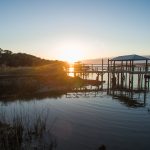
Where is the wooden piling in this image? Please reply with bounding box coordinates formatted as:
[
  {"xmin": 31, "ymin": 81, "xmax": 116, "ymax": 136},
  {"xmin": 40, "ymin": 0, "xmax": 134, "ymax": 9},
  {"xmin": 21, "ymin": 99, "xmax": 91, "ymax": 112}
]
[
  {"xmin": 107, "ymin": 59, "xmax": 110, "ymax": 92},
  {"xmin": 101, "ymin": 58, "xmax": 104, "ymax": 89}
]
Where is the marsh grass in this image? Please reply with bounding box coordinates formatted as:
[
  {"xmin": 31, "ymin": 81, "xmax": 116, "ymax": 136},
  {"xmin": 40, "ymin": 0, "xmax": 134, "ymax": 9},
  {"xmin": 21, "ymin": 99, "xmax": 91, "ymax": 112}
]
[
  {"xmin": 0, "ymin": 63, "xmax": 67, "ymax": 76},
  {"xmin": 0, "ymin": 108, "xmax": 57, "ymax": 150},
  {"xmin": 0, "ymin": 64, "xmax": 71, "ymax": 97},
  {"xmin": 0, "ymin": 64, "xmax": 88, "ymax": 100}
]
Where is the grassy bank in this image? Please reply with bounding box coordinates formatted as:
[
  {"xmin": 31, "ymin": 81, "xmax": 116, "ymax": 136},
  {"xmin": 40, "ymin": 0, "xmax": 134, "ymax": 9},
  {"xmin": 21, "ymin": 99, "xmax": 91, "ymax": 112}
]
[{"xmin": 0, "ymin": 64, "xmax": 86, "ymax": 98}]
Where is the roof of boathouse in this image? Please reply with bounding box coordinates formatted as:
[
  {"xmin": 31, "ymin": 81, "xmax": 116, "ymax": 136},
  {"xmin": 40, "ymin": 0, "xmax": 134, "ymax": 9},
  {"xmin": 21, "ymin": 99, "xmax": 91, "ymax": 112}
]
[{"xmin": 111, "ymin": 54, "xmax": 149, "ymax": 61}]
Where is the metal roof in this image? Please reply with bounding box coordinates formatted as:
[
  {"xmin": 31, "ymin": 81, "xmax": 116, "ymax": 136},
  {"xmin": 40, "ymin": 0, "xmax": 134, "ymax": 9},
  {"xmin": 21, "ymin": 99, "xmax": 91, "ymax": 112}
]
[{"xmin": 111, "ymin": 54, "xmax": 149, "ymax": 61}]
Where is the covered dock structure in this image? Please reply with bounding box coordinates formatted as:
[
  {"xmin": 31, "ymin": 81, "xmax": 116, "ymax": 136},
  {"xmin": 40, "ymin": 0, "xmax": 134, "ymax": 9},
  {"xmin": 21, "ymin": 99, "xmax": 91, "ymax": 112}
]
[{"xmin": 108, "ymin": 54, "xmax": 150, "ymax": 92}]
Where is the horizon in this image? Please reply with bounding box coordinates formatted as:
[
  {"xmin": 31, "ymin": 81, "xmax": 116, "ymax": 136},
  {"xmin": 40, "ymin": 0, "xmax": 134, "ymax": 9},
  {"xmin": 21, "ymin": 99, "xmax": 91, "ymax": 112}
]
[
  {"xmin": 1, "ymin": 47, "xmax": 150, "ymax": 64},
  {"xmin": 0, "ymin": 0, "xmax": 150, "ymax": 62}
]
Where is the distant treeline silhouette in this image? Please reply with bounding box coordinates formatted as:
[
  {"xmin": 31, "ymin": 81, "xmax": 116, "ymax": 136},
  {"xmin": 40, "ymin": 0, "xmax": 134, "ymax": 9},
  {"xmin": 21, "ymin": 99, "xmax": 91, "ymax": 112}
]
[{"xmin": 0, "ymin": 48, "xmax": 65, "ymax": 67}]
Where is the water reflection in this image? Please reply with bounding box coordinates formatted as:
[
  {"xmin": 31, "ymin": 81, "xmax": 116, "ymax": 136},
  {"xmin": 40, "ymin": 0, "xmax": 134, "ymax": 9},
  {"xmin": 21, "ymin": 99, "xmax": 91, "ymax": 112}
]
[
  {"xmin": 0, "ymin": 87, "xmax": 148, "ymax": 109},
  {"xmin": 109, "ymin": 89, "xmax": 146, "ymax": 108},
  {"xmin": 0, "ymin": 88, "xmax": 150, "ymax": 150},
  {"xmin": 0, "ymin": 91, "xmax": 65, "ymax": 103}
]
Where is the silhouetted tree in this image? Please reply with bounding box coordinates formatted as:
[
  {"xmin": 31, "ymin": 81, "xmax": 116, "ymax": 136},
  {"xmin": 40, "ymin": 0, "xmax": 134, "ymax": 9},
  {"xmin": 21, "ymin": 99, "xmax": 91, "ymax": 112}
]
[{"xmin": 0, "ymin": 48, "xmax": 67, "ymax": 67}]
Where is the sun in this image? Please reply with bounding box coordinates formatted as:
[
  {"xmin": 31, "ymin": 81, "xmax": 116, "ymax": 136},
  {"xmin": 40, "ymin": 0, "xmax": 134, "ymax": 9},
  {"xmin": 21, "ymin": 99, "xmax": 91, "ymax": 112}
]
[
  {"xmin": 58, "ymin": 49, "xmax": 83, "ymax": 63},
  {"xmin": 53, "ymin": 37, "xmax": 85, "ymax": 63}
]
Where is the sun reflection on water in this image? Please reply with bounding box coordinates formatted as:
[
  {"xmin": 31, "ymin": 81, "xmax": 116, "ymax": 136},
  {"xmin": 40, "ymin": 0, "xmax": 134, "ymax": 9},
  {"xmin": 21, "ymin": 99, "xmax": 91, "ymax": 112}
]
[{"xmin": 68, "ymin": 66, "xmax": 74, "ymax": 77}]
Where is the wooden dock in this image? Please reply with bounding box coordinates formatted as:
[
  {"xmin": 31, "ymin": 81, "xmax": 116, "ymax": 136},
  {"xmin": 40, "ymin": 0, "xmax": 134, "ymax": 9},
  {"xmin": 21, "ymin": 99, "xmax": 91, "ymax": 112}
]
[{"xmin": 66, "ymin": 56, "xmax": 150, "ymax": 92}]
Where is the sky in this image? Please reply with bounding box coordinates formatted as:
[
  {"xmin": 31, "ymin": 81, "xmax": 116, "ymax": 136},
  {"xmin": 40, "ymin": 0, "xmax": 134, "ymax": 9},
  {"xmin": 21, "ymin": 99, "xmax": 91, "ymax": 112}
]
[{"xmin": 0, "ymin": 0, "xmax": 150, "ymax": 62}]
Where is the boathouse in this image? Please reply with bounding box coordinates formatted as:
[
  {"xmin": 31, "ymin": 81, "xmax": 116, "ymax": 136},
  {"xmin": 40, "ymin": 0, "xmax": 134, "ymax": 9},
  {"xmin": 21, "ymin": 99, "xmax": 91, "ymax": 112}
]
[{"xmin": 108, "ymin": 54, "xmax": 150, "ymax": 91}]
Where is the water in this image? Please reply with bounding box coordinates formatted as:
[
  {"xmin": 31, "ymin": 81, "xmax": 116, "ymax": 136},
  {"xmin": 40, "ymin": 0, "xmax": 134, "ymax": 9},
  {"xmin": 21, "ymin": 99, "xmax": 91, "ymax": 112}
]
[{"xmin": 0, "ymin": 91, "xmax": 150, "ymax": 150}]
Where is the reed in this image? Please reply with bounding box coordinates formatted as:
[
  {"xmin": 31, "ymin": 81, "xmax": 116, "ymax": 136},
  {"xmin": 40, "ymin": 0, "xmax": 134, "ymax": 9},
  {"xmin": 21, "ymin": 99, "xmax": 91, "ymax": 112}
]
[{"xmin": 0, "ymin": 109, "xmax": 57, "ymax": 150}]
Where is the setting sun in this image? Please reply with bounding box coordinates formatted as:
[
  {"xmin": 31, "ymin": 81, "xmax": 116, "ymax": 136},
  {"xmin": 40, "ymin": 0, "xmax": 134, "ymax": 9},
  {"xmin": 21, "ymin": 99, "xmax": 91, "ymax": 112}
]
[
  {"xmin": 55, "ymin": 38, "xmax": 85, "ymax": 63},
  {"xmin": 58, "ymin": 49, "xmax": 83, "ymax": 63}
]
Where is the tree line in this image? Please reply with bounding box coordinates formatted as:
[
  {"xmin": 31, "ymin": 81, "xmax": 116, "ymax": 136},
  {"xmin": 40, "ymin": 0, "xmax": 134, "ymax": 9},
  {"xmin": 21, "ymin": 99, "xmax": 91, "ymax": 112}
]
[{"xmin": 0, "ymin": 48, "xmax": 66, "ymax": 67}]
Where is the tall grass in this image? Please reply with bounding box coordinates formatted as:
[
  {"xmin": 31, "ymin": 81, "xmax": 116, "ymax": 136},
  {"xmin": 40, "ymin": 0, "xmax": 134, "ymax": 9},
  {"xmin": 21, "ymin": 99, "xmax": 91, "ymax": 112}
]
[
  {"xmin": 0, "ymin": 108, "xmax": 57, "ymax": 150},
  {"xmin": 0, "ymin": 63, "xmax": 67, "ymax": 76},
  {"xmin": 0, "ymin": 64, "xmax": 88, "ymax": 99},
  {"xmin": 0, "ymin": 64, "xmax": 71, "ymax": 97}
]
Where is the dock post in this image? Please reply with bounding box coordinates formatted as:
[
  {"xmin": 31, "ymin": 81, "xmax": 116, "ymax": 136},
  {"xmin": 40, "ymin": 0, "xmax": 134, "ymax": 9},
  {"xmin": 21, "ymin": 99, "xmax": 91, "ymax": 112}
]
[
  {"xmin": 121, "ymin": 61, "xmax": 123, "ymax": 89},
  {"xmin": 117, "ymin": 73, "xmax": 120, "ymax": 88},
  {"xmin": 129, "ymin": 60, "xmax": 131, "ymax": 90},
  {"xmin": 131, "ymin": 60, "xmax": 134, "ymax": 90},
  {"xmin": 144, "ymin": 60, "xmax": 148, "ymax": 90},
  {"xmin": 101, "ymin": 58, "xmax": 104, "ymax": 89},
  {"xmin": 141, "ymin": 73, "xmax": 144, "ymax": 90},
  {"xmin": 107, "ymin": 59, "xmax": 110, "ymax": 93},
  {"xmin": 110, "ymin": 60, "xmax": 112, "ymax": 89}
]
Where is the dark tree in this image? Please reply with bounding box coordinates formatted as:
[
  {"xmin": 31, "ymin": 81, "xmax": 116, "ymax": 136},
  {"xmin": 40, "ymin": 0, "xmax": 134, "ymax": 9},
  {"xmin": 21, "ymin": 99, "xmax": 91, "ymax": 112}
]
[{"xmin": 0, "ymin": 48, "xmax": 67, "ymax": 67}]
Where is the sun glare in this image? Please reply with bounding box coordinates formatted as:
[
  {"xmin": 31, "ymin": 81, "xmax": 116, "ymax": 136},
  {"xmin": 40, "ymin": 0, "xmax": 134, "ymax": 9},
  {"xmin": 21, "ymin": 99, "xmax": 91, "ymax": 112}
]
[
  {"xmin": 59, "ymin": 49, "xmax": 83, "ymax": 63},
  {"xmin": 54, "ymin": 37, "xmax": 85, "ymax": 63}
]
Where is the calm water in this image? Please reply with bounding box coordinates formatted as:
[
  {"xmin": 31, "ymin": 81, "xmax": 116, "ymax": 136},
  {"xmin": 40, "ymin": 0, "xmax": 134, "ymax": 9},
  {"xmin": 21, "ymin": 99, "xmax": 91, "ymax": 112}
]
[{"xmin": 0, "ymin": 90, "xmax": 150, "ymax": 150}]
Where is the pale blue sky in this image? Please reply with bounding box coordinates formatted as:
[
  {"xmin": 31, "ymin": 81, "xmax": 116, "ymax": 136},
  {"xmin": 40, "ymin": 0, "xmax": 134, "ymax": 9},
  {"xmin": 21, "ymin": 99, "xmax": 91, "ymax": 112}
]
[{"xmin": 0, "ymin": 0, "xmax": 150, "ymax": 61}]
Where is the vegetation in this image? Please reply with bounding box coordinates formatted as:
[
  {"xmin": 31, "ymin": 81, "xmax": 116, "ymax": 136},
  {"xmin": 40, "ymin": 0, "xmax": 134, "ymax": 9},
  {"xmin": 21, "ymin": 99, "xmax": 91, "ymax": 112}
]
[
  {"xmin": 0, "ymin": 48, "xmax": 65, "ymax": 67},
  {"xmin": 0, "ymin": 64, "xmax": 70, "ymax": 97},
  {"xmin": 0, "ymin": 109, "xmax": 57, "ymax": 150},
  {"xmin": 0, "ymin": 48, "xmax": 71, "ymax": 97},
  {"xmin": 0, "ymin": 48, "xmax": 88, "ymax": 98},
  {"xmin": 0, "ymin": 108, "xmax": 106, "ymax": 150}
]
